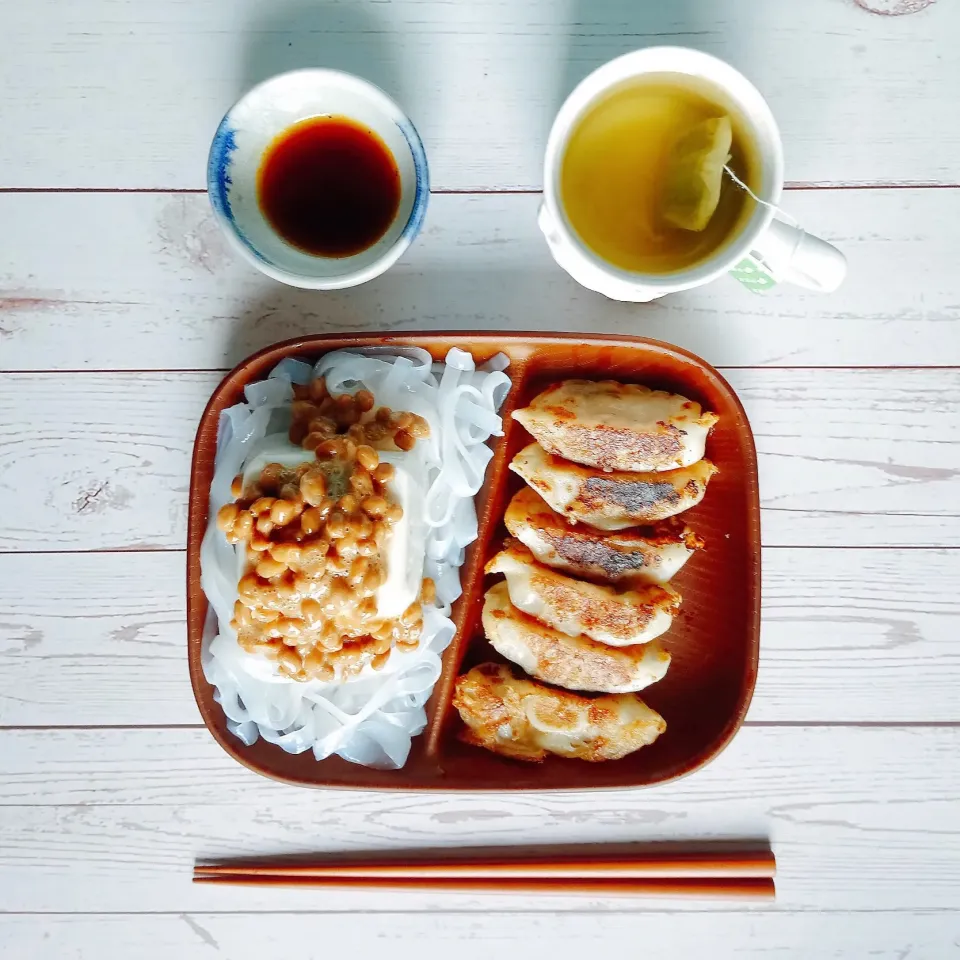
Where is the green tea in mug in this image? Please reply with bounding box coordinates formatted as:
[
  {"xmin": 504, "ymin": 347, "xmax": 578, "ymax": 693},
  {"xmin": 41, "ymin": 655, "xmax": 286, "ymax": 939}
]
[{"xmin": 559, "ymin": 73, "xmax": 760, "ymax": 275}]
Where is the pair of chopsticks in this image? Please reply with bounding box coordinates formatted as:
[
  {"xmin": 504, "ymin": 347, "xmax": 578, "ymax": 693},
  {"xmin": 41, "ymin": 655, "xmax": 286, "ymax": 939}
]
[{"xmin": 194, "ymin": 848, "xmax": 776, "ymax": 899}]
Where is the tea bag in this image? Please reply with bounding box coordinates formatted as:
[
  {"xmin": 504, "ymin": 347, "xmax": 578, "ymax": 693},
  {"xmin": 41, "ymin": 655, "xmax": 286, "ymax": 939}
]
[{"xmin": 660, "ymin": 116, "xmax": 732, "ymax": 232}]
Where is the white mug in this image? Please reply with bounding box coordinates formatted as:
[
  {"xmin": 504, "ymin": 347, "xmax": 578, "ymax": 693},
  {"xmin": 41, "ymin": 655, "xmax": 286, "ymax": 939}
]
[{"xmin": 539, "ymin": 48, "xmax": 847, "ymax": 302}]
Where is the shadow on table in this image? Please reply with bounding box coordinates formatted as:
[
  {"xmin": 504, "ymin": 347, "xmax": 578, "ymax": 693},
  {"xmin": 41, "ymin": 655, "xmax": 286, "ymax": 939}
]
[
  {"xmin": 239, "ymin": 0, "xmax": 410, "ymax": 117},
  {"xmin": 222, "ymin": 0, "xmax": 754, "ymax": 368},
  {"xmin": 555, "ymin": 0, "xmax": 747, "ymax": 114},
  {"xmin": 222, "ymin": 263, "xmax": 736, "ymax": 370}
]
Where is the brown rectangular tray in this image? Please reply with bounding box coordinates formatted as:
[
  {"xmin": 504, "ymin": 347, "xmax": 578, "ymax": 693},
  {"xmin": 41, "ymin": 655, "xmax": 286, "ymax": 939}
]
[{"xmin": 188, "ymin": 332, "xmax": 760, "ymax": 791}]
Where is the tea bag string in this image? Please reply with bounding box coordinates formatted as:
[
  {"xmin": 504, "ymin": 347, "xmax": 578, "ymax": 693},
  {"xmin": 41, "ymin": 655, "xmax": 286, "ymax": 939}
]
[
  {"xmin": 723, "ymin": 164, "xmax": 801, "ymax": 229},
  {"xmin": 723, "ymin": 164, "xmax": 809, "ymax": 277}
]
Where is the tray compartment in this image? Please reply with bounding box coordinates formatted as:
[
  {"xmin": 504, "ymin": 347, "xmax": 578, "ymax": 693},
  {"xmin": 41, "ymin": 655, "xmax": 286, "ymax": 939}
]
[{"xmin": 440, "ymin": 337, "xmax": 761, "ymax": 789}]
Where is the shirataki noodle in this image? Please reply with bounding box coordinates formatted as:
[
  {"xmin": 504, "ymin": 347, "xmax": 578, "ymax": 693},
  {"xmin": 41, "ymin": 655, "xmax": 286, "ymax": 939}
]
[{"xmin": 200, "ymin": 347, "xmax": 510, "ymax": 769}]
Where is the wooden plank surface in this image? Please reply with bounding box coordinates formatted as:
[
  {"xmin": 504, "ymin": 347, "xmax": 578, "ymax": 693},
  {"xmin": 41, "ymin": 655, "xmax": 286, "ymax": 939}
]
[
  {"xmin": 1, "ymin": 190, "xmax": 959, "ymax": 372},
  {"xmin": 0, "ymin": 0, "xmax": 957, "ymax": 189},
  {"xmin": 2, "ymin": 0, "xmax": 960, "ymax": 950},
  {"xmin": 3, "ymin": 912, "xmax": 958, "ymax": 960},
  {"xmin": 0, "ymin": 727, "xmax": 957, "ymax": 912},
  {"xmin": 2, "ymin": 547, "xmax": 958, "ymax": 726},
  {"xmin": 1, "ymin": 368, "xmax": 956, "ymax": 552}
]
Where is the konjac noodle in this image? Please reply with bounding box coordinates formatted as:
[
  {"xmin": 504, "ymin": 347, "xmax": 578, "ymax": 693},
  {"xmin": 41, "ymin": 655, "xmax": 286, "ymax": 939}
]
[{"xmin": 200, "ymin": 347, "xmax": 510, "ymax": 769}]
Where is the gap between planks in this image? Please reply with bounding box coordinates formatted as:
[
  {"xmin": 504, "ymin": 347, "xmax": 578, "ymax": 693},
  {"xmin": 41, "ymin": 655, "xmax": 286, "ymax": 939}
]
[
  {"xmin": 1, "ymin": 183, "xmax": 960, "ymax": 195},
  {"xmin": 1, "ymin": 908, "xmax": 956, "ymax": 917}
]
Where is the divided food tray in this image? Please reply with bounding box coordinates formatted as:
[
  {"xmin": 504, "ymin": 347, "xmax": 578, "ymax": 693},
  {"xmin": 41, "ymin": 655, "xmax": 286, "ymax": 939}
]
[{"xmin": 187, "ymin": 332, "xmax": 761, "ymax": 791}]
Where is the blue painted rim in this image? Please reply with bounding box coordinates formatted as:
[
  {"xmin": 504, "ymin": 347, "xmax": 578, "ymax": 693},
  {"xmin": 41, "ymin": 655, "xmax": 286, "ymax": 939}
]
[
  {"xmin": 206, "ymin": 106, "xmax": 430, "ymax": 278},
  {"xmin": 206, "ymin": 119, "xmax": 269, "ymax": 264},
  {"xmin": 395, "ymin": 116, "xmax": 430, "ymax": 246}
]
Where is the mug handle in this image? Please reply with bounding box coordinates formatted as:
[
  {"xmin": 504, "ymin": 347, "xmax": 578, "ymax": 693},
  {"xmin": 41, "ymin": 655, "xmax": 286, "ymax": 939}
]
[{"xmin": 751, "ymin": 218, "xmax": 847, "ymax": 293}]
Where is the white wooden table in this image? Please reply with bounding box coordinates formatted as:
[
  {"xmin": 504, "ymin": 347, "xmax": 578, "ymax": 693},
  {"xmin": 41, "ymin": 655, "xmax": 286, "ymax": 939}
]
[{"xmin": 2, "ymin": 0, "xmax": 959, "ymax": 956}]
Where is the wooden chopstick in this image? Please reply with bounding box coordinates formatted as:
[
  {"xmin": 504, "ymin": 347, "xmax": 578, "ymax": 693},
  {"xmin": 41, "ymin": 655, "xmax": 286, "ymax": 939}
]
[
  {"xmin": 193, "ymin": 874, "xmax": 775, "ymax": 899},
  {"xmin": 194, "ymin": 849, "xmax": 776, "ymax": 899},
  {"xmin": 195, "ymin": 850, "xmax": 775, "ymax": 880}
]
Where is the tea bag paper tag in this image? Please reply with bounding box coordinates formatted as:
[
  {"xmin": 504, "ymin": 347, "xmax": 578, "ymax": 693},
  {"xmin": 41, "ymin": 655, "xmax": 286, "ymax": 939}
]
[
  {"xmin": 721, "ymin": 166, "xmax": 793, "ymax": 294},
  {"xmin": 729, "ymin": 253, "xmax": 778, "ymax": 294}
]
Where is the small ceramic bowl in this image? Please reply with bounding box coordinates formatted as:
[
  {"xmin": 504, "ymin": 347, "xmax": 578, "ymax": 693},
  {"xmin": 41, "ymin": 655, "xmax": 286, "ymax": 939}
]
[{"xmin": 207, "ymin": 69, "xmax": 429, "ymax": 289}]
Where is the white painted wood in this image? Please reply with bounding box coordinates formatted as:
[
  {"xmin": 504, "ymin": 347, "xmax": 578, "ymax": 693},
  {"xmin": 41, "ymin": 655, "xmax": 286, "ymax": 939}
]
[
  {"xmin": 2, "ymin": 911, "xmax": 958, "ymax": 960},
  {"xmin": 733, "ymin": 367, "xmax": 960, "ymax": 548},
  {"xmin": 1, "ymin": 0, "xmax": 957, "ymax": 189},
  {"xmin": 755, "ymin": 548, "xmax": 960, "ymax": 721},
  {"xmin": 1, "ymin": 0, "xmax": 959, "ymax": 950},
  {"xmin": 2, "ymin": 548, "xmax": 958, "ymax": 726},
  {"xmin": 0, "ymin": 373, "xmax": 204, "ymax": 552},
  {"xmin": 0, "ymin": 727, "xmax": 958, "ymax": 912},
  {"xmin": 0, "ymin": 552, "xmax": 194, "ymax": 726},
  {"xmin": 1, "ymin": 369, "xmax": 956, "ymax": 551},
  {"xmin": 1, "ymin": 190, "xmax": 959, "ymax": 371}
]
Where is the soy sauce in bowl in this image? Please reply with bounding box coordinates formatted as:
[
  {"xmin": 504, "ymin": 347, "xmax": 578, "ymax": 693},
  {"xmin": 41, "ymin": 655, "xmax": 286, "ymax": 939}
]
[{"xmin": 257, "ymin": 115, "xmax": 401, "ymax": 258}]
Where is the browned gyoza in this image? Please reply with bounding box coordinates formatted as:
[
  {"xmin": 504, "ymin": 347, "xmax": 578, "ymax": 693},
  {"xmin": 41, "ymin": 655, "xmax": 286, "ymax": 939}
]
[
  {"xmin": 486, "ymin": 541, "xmax": 681, "ymax": 647},
  {"xmin": 482, "ymin": 582, "xmax": 671, "ymax": 693},
  {"xmin": 453, "ymin": 662, "xmax": 666, "ymax": 763},
  {"xmin": 511, "ymin": 442, "xmax": 717, "ymax": 528},
  {"xmin": 504, "ymin": 486, "xmax": 703, "ymax": 585},
  {"xmin": 513, "ymin": 380, "xmax": 718, "ymax": 472}
]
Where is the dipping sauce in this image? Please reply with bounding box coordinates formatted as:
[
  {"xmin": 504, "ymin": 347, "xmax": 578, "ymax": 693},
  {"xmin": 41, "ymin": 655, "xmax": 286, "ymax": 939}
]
[{"xmin": 257, "ymin": 116, "xmax": 401, "ymax": 258}]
